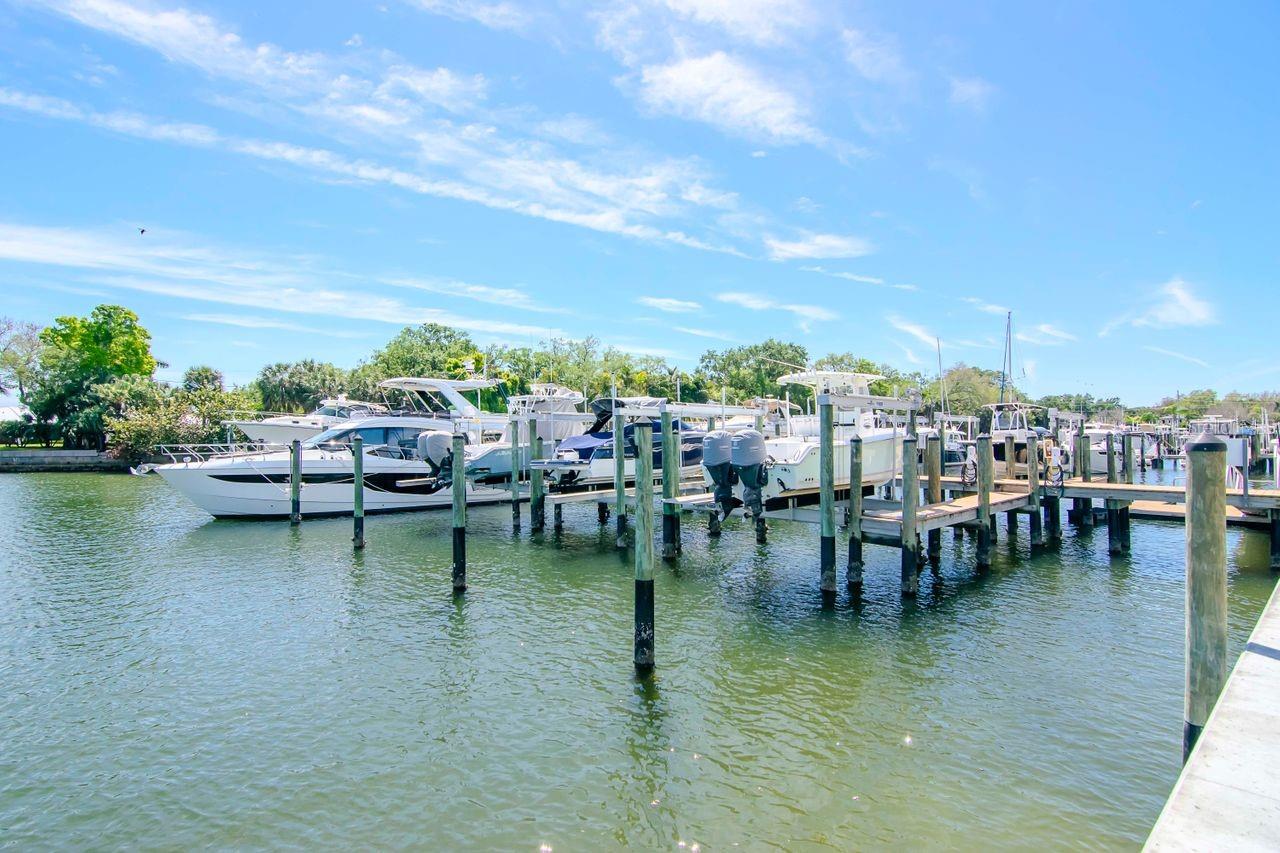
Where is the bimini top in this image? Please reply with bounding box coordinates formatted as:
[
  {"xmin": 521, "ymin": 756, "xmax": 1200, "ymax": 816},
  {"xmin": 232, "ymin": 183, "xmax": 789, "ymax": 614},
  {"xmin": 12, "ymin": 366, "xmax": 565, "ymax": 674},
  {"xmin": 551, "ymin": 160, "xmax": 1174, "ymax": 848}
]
[{"xmin": 777, "ymin": 371, "xmax": 883, "ymax": 395}]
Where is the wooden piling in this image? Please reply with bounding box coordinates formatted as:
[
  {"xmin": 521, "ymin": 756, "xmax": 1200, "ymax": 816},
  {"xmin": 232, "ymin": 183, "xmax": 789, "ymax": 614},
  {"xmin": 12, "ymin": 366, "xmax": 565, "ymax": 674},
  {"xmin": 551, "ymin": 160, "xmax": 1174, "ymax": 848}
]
[
  {"xmin": 633, "ymin": 422, "xmax": 655, "ymax": 676},
  {"xmin": 1184, "ymin": 433, "xmax": 1228, "ymax": 761},
  {"xmin": 554, "ymin": 503, "xmax": 564, "ymax": 532},
  {"xmin": 926, "ymin": 434, "xmax": 942, "ymax": 564},
  {"xmin": 847, "ymin": 436, "xmax": 864, "ymax": 597},
  {"xmin": 819, "ymin": 400, "xmax": 836, "ymax": 606},
  {"xmin": 1106, "ymin": 433, "xmax": 1122, "ymax": 556},
  {"xmin": 510, "ymin": 417, "xmax": 522, "ymax": 531},
  {"xmin": 901, "ymin": 435, "xmax": 920, "ymax": 597},
  {"xmin": 1004, "ymin": 434, "xmax": 1016, "ymax": 480},
  {"xmin": 1028, "ymin": 432, "xmax": 1044, "ymax": 548},
  {"xmin": 614, "ymin": 407, "xmax": 628, "ymax": 548},
  {"xmin": 1271, "ymin": 509, "xmax": 1280, "ymax": 572},
  {"xmin": 352, "ymin": 435, "xmax": 365, "ymax": 549},
  {"xmin": 529, "ymin": 418, "xmax": 545, "ymax": 534},
  {"xmin": 1120, "ymin": 432, "xmax": 1134, "ymax": 553},
  {"xmin": 451, "ymin": 432, "xmax": 467, "ymax": 593},
  {"xmin": 1075, "ymin": 417, "xmax": 1095, "ymax": 525},
  {"xmin": 976, "ymin": 434, "xmax": 993, "ymax": 569},
  {"xmin": 289, "ymin": 439, "xmax": 302, "ymax": 525},
  {"xmin": 660, "ymin": 410, "xmax": 680, "ymax": 560}
]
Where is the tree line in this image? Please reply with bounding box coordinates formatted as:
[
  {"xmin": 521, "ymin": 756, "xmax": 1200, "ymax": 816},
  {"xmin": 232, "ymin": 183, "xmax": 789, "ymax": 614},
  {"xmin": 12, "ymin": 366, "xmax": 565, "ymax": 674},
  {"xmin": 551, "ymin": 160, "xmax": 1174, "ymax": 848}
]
[{"xmin": 0, "ymin": 304, "xmax": 1265, "ymax": 458}]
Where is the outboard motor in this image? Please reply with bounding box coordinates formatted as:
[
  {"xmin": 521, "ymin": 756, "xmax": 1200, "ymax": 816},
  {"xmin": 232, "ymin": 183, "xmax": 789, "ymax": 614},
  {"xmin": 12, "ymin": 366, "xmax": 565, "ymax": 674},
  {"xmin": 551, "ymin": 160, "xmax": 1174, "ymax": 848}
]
[
  {"xmin": 418, "ymin": 431, "xmax": 454, "ymax": 481},
  {"xmin": 702, "ymin": 430, "xmax": 736, "ymax": 518},
  {"xmin": 730, "ymin": 429, "xmax": 768, "ymax": 519}
]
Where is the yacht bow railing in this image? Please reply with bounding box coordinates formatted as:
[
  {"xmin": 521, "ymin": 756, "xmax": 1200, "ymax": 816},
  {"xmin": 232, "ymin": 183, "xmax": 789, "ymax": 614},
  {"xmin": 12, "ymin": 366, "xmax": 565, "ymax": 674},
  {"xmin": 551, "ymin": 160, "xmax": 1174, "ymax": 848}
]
[{"xmin": 153, "ymin": 442, "xmax": 287, "ymax": 463}]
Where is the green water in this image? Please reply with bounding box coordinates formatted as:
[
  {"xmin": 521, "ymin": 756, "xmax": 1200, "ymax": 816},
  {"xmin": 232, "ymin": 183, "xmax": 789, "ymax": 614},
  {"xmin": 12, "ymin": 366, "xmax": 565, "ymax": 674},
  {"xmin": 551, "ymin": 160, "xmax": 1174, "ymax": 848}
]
[{"xmin": 1, "ymin": 472, "xmax": 1275, "ymax": 849}]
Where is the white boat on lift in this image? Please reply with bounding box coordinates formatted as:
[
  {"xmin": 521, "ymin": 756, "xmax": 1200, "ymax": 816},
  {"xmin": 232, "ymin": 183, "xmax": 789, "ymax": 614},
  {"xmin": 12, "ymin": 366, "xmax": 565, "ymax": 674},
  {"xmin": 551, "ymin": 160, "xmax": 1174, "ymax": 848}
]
[
  {"xmin": 706, "ymin": 372, "xmax": 904, "ymax": 513},
  {"xmin": 534, "ymin": 396, "xmax": 710, "ymax": 488},
  {"xmin": 156, "ymin": 377, "xmax": 512, "ymax": 519},
  {"xmin": 465, "ymin": 383, "xmax": 588, "ymax": 483},
  {"xmin": 223, "ymin": 396, "xmax": 388, "ymax": 445}
]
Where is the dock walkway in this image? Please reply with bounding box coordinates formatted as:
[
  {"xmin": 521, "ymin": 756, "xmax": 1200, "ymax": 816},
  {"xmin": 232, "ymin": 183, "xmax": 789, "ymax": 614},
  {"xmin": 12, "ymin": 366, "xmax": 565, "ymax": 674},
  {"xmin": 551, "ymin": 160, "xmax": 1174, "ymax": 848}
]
[{"xmin": 1146, "ymin": 581, "xmax": 1280, "ymax": 851}]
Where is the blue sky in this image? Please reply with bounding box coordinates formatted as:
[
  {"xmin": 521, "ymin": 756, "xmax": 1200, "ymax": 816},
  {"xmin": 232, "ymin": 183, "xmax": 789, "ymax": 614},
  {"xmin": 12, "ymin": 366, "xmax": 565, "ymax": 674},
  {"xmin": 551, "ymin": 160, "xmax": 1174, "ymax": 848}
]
[{"xmin": 1, "ymin": 0, "xmax": 1276, "ymax": 405}]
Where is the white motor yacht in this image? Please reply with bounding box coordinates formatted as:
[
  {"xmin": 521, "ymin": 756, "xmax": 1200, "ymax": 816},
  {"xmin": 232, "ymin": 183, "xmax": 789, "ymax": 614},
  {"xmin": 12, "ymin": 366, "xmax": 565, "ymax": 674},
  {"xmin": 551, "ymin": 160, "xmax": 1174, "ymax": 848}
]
[
  {"xmin": 223, "ymin": 396, "xmax": 388, "ymax": 445},
  {"xmin": 157, "ymin": 377, "xmax": 512, "ymax": 519}
]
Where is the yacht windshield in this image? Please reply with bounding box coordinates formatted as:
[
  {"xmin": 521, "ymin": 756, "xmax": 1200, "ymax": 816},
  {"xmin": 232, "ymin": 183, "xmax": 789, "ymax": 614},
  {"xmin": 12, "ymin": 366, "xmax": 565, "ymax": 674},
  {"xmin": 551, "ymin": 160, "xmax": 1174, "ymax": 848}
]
[{"xmin": 303, "ymin": 427, "xmax": 352, "ymax": 448}]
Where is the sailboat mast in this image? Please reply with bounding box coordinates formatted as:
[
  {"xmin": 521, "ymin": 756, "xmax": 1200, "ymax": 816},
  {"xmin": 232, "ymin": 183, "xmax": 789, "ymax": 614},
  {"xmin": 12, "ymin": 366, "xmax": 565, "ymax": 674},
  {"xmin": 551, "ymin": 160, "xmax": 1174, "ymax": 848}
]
[{"xmin": 999, "ymin": 311, "xmax": 1012, "ymax": 404}]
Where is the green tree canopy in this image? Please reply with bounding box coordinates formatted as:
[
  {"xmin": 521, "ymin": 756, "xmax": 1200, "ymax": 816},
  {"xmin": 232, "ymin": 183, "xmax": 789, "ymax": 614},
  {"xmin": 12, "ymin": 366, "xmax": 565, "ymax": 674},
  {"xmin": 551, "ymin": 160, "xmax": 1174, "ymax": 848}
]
[
  {"xmin": 24, "ymin": 305, "xmax": 158, "ymax": 448},
  {"xmin": 182, "ymin": 365, "xmax": 225, "ymax": 392}
]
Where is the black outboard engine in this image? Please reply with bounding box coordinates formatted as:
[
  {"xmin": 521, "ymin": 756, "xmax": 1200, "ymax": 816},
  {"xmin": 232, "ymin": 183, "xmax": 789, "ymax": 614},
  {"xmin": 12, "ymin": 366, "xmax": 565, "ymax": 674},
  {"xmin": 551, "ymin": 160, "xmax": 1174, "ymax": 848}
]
[
  {"xmin": 418, "ymin": 431, "xmax": 454, "ymax": 482},
  {"xmin": 730, "ymin": 429, "xmax": 768, "ymax": 519},
  {"xmin": 702, "ymin": 430, "xmax": 736, "ymax": 519}
]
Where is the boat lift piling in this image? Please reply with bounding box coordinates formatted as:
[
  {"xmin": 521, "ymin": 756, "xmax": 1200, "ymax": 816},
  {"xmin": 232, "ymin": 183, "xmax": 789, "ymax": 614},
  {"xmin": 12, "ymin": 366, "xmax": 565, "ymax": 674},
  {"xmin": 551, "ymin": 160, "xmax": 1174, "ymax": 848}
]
[
  {"xmin": 1027, "ymin": 433, "xmax": 1044, "ymax": 548},
  {"xmin": 510, "ymin": 416, "xmax": 522, "ymax": 532},
  {"xmin": 633, "ymin": 422, "xmax": 655, "ymax": 676},
  {"xmin": 451, "ymin": 432, "xmax": 466, "ymax": 593},
  {"xmin": 847, "ymin": 435, "xmax": 864, "ymax": 597},
  {"xmin": 818, "ymin": 399, "xmax": 837, "ymax": 607},
  {"xmin": 352, "ymin": 435, "xmax": 365, "ymax": 549},
  {"xmin": 528, "ymin": 418, "xmax": 545, "ymax": 534},
  {"xmin": 1184, "ymin": 434, "xmax": 1228, "ymax": 761},
  {"xmin": 289, "ymin": 439, "xmax": 302, "ymax": 525},
  {"xmin": 1120, "ymin": 432, "xmax": 1134, "ymax": 553},
  {"xmin": 926, "ymin": 433, "xmax": 942, "ymax": 565},
  {"xmin": 1106, "ymin": 433, "xmax": 1123, "ymax": 555},
  {"xmin": 901, "ymin": 435, "xmax": 920, "ymax": 597},
  {"xmin": 976, "ymin": 434, "xmax": 993, "ymax": 569},
  {"xmin": 614, "ymin": 404, "xmax": 627, "ymax": 548},
  {"xmin": 1077, "ymin": 422, "xmax": 1095, "ymax": 528},
  {"xmin": 660, "ymin": 409, "xmax": 680, "ymax": 560}
]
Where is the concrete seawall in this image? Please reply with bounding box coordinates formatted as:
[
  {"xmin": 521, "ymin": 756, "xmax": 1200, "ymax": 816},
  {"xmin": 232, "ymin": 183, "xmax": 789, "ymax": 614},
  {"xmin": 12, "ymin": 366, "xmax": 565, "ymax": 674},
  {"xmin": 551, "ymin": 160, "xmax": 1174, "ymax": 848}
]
[{"xmin": 0, "ymin": 449, "xmax": 130, "ymax": 473}]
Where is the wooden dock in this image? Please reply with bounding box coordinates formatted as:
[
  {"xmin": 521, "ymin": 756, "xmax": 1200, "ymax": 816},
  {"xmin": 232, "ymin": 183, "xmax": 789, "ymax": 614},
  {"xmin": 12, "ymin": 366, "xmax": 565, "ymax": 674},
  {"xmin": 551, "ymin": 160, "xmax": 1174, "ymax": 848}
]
[{"xmin": 1146, "ymin": 580, "xmax": 1280, "ymax": 850}]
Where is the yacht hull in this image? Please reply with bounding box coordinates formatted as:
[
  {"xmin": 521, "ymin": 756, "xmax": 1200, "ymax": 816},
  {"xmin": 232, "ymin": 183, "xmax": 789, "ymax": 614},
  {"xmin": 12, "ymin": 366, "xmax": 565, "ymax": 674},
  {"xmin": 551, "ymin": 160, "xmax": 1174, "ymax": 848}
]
[{"xmin": 156, "ymin": 452, "xmax": 508, "ymax": 518}]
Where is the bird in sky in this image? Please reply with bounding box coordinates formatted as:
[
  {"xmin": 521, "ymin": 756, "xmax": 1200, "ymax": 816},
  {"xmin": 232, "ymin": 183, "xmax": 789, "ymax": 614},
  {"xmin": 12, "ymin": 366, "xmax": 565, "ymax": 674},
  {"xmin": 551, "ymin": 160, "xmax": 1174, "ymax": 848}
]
[{"xmin": 138, "ymin": 227, "xmax": 146, "ymax": 235}]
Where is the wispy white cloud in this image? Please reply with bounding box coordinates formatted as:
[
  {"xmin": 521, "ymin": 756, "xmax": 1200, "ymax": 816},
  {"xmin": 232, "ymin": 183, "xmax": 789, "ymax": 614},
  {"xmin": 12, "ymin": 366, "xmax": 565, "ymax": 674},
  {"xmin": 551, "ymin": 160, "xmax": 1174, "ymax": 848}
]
[
  {"xmin": 635, "ymin": 52, "xmax": 825, "ymax": 146},
  {"xmin": 801, "ymin": 266, "xmax": 883, "ymax": 285},
  {"xmin": 673, "ymin": 325, "xmax": 736, "ymax": 341},
  {"xmin": 894, "ymin": 342, "xmax": 923, "ymax": 365},
  {"xmin": 0, "ymin": 222, "xmax": 555, "ymax": 339},
  {"xmin": 384, "ymin": 276, "xmax": 567, "ymax": 313},
  {"xmin": 766, "ymin": 232, "xmax": 873, "ymax": 261},
  {"xmin": 1143, "ymin": 345, "xmax": 1209, "ymax": 368},
  {"xmin": 842, "ymin": 28, "xmax": 910, "ymax": 85},
  {"xmin": 1100, "ymin": 277, "xmax": 1217, "ymax": 336},
  {"xmin": 949, "ymin": 75, "xmax": 995, "ymax": 112},
  {"xmin": 181, "ymin": 313, "xmax": 369, "ymax": 338},
  {"xmin": 717, "ymin": 291, "xmax": 836, "ymax": 330},
  {"xmin": 405, "ymin": 0, "xmax": 532, "ymax": 31},
  {"xmin": 961, "ymin": 296, "xmax": 1008, "ymax": 315},
  {"xmin": 17, "ymin": 1, "xmax": 766, "ymax": 255},
  {"xmin": 1015, "ymin": 323, "xmax": 1076, "ymax": 345},
  {"xmin": 637, "ymin": 296, "xmax": 700, "ymax": 313},
  {"xmin": 886, "ymin": 313, "xmax": 936, "ymax": 347},
  {"xmin": 660, "ymin": 0, "xmax": 815, "ymax": 45}
]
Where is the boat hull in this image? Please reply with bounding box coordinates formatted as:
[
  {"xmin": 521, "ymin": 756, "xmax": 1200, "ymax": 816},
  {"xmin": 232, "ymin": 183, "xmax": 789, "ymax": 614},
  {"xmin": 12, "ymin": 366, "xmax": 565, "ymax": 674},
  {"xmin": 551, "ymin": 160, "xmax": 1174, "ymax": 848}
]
[{"xmin": 156, "ymin": 452, "xmax": 508, "ymax": 518}]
